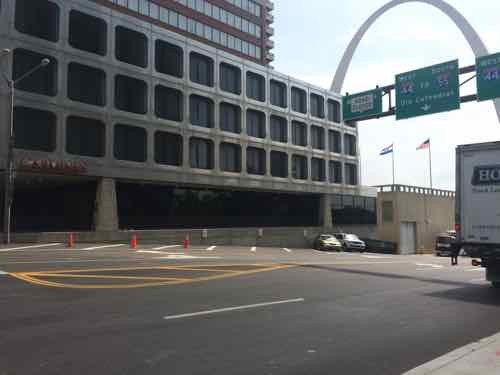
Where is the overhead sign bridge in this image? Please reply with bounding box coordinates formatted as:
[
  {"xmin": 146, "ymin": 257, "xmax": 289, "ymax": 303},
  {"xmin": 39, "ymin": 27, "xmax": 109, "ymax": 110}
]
[{"xmin": 343, "ymin": 54, "xmax": 500, "ymax": 123}]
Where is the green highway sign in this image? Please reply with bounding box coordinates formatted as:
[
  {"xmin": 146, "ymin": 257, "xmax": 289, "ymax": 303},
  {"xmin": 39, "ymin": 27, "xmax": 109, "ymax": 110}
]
[
  {"xmin": 342, "ymin": 89, "xmax": 383, "ymax": 121},
  {"xmin": 395, "ymin": 59, "xmax": 460, "ymax": 120},
  {"xmin": 476, "ymin": 52, "xmax": 500, "ymax": 101}
]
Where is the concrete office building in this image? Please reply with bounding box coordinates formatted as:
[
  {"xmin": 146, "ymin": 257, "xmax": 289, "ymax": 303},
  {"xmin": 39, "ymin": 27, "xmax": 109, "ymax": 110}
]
[{"xmin": 0, "ymin": 0, "xmax": 376, "ymax": 236}]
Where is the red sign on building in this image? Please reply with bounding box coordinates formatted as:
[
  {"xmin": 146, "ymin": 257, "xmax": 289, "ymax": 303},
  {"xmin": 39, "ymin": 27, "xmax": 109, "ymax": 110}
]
[{"xmin": 17, "ymin": 158, "xmax": 88, "ymax": 174}]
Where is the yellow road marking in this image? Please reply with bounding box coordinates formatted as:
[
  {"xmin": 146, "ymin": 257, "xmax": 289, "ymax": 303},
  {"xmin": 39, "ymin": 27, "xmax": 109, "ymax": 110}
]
[
  {"xmin": 9, "ymin": 264, "xmax": 294, "ymax": 289},
  {"xmin": 21, "ymin": 263, "xmax": 270, "ymax": 275},
  {"xmin": 29, "ymin": 273, "xmax": 189, "ymax": 281}
]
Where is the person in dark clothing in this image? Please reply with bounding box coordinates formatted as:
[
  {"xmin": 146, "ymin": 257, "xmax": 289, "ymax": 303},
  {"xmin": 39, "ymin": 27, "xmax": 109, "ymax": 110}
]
[{"xmin": 451, "ymin": 244, "xmax": 460, "ymax": 266}]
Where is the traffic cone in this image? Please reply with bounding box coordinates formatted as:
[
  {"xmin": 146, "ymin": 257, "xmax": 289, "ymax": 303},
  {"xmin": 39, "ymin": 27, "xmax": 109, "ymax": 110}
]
[
  {"xmin": 131, "ymin": 234, "xmax": 137, "ymax": 249},
  {"xmin": 67, "ymin": 233, "xmax": 75, "ymax": 248},
  {"xmin": 183, "ymin": 235, "xmax": 189, "ymax": 249}
]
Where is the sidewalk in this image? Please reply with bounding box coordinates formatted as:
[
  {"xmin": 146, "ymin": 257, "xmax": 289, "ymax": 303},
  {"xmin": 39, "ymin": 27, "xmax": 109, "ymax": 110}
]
[{"xmin": 404, "ymin": 331, "xmax": 500, "ymax": 374}]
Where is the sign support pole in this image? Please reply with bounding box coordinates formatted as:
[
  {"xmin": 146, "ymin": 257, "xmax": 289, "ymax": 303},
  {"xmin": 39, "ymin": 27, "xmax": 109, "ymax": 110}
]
[
  {"xmin": 392, "ymin": 144, "xmax": 395, "ymax": 186},
  {"xmin": 428, "ymin": 140, "xmax": 433, "ymax": 189}
]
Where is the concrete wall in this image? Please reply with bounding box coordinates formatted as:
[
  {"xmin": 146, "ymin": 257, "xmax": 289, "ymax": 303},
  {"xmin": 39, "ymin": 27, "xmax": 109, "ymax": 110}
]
[
  {"xmin": 0, "ymin": 225, "xmax": 377, "ymax": 248},
  {"xmin": 377, "ymin": 185, "xmax": 455, "ymax": 253}
]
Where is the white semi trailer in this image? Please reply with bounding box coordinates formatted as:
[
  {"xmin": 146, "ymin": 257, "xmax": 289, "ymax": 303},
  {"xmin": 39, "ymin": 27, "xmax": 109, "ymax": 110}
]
[{"xmin": 456, "ymin": 141, "xmax": 500, "ymax": 287}]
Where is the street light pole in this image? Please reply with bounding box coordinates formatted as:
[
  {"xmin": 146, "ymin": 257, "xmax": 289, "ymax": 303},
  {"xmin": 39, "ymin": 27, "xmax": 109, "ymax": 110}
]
[
  {"xmin": 1, "ymin": 50, "xmax": 50, "ymax": 244},
  {"xmin": 3, "ymin": 80, "xmax": 14, "ymax": 244}
]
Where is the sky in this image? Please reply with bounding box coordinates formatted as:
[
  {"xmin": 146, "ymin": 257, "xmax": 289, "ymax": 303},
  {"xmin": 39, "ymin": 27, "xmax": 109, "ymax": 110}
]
[{"xmin": 271, "ymin": 0, "xmax": 500, "ymax": 190}]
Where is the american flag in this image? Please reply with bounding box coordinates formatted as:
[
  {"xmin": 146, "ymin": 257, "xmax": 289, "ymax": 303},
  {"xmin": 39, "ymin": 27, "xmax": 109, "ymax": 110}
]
[{"xmin": 416, "ymin": 138, "xmax": 430, "ymax": 150}]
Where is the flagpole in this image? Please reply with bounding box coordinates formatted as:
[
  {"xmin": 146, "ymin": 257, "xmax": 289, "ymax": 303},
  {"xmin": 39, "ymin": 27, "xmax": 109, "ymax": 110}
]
[
  {"xmin": 428, "ymin": 140, "xmax": 433, "ymax": 189},
  {"xmin": 392, "ymin": 144, "xmax": 395, "ymax": 186}
]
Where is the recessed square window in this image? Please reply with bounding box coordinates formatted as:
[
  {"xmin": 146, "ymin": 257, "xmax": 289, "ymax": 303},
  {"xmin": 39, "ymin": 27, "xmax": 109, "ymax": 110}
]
[
  {"xmin": 270, "ymin": 150, "xmax": 288, "ymax": 178},
  {"xmin": 311, "ymin": 125, "xmax": 325, "ymax": 150},
  {"xmin": 220, "ymin": 63, "xmax": 241, "ymax": 95},
  {"xmin": 68, "ymin": 63, "xmax": 106, "ymax": 106},
  {"xmin": 270, "ymin": 115, "xmax": 287, "ymax": 143},
  {"xmin": 66, "ymin": 116, "xmax": 105, "ymax": 157},
  {"xmin": 15, "ymin": 0, "xmax": 59, "ymax": 42},
  {"xmin": 247, "ymin": 147, "xmax": 266, "ymax": 175},
  {"xmin": 115, "ymin": 26, "xmax": 148, "ymax": 68},
  {"xmin": 190, "ymin": 52, "xmax": 214, "ymax": 87},
  {"xmin": 291, "ymin": 121, "xmax": 307, "ymax": 147},
  {"xmin": 114, "ymin": 124, "xmax": 147, "ymax": 162},
  {"xmin": 190, "ymin": 94, "xmax": 214, "ymax": 128},
  {"xmin": 190, "ymin": 137, "xmax": 214, "ymax": 169},
  {"xmin": 270, "ymin": 79, "xmax": 287, "ymax": 108},
  {"xmin": 155, "ymin": 131, "xmax": 183, "ymax": 166},
  {"xmin": 246, "ymin": 109, "xmax": 266, "ymax": 138},
  {"xmin": 220, "ymin": 143, "xmax": 241, "ymax": 173},
  {"xmin": 328, "ymin": 99, "xmax": 341, "ymax": 123},
  {"xmin": 311, "ymin": 158, "xmax": 326, "ymax": 182},
  {"xmin": 14, "ymin": 107, "xmax": 56, "ymax": 152},
  {"xmin": 220, "ymin": 102, "xmax": 241, "ymax": 134},
  {"xmin": 291, "ymin": 87, "xmax": 307, "ymax": 114},
  {"xmin": 155, "ymin": 40, "xmax": 183, "ymax": 78},
  {"xmin": 246, "ymin": 71, "xmax": 265, "ymax": 102},
  {"xmin": 292, "ymin": 155, "xmax": 308, "ymax": 180},
  {"xmin": 69, "ymin": 10, "xmax": 107, "ymax": 56},
  {"xmin": 115, "ymin": 75, "xmax": 148, "ymax": 114},
  {"xmin": 155, "ymin": 85, "xmax": 183, "ymax": 122},
  {"xmin": 310, "ymin": 93, "xmax": 325, "ymax": 119}
]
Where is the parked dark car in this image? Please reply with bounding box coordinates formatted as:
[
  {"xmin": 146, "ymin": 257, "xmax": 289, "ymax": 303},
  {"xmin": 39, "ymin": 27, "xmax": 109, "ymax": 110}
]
[
  {"xmin": 313, "ymin": 234, "xmax": 343, "ymax": 251},
  {"xmin": 334, "ymin": 233, "xmax": 366, "ymax": 252},
  {"xmin": 435, "ymin": 232, "xmax": 457, "ymax": 257}
]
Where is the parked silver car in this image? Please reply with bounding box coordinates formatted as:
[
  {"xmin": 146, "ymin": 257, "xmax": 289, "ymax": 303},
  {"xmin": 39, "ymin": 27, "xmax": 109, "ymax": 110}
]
[{"xmin": 333, "ymin": 233, "xmax": 366, "ymax": 252}]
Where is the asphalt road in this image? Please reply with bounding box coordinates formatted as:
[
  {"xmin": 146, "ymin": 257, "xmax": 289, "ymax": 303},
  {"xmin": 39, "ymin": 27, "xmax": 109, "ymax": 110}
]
[{"xmin": 1, "ymin": 243, "xmax": 500, "ymax": 375}]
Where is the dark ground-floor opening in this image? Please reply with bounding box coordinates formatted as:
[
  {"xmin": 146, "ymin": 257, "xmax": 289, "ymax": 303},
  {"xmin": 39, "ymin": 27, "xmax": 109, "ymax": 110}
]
[
  {"xmin": 0, "ymin": 174, "xmax": 97, "ymax": 232},
  {"xmin": 116, "ymin": 182, "xmax": 320, "ymax": 230}
]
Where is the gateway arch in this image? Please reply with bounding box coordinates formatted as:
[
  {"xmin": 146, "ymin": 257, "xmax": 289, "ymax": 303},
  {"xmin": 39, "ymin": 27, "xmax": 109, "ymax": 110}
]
[{"xmin": 330, "ymin": 0, "xmax": 500, "ymax": 122}]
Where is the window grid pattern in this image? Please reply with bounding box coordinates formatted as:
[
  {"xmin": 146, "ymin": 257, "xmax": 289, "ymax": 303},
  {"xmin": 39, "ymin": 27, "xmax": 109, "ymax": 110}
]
[
  {"xmin": 173, "ymin": 0, "xmax": 261, "ymax": 38},
  {"xmin": 109, "ymin": 0, "xmax": 262, "ymax": 59}
]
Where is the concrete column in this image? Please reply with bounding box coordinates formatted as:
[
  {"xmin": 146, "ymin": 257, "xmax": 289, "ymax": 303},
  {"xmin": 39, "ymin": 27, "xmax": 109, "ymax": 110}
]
[
  {"xmin": 94, "ymin": 177, "xmax": 119, "ymax": 232},
  {"xmin": 319, "ymin": 193, "xmax": 333, "ymax": 229}
]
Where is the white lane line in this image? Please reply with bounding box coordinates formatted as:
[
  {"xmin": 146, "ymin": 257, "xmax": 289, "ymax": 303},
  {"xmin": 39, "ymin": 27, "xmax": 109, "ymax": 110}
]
[
  {"xmin": 137, "ymin": 250, "xmax": 165, "ymax": 254},
  {"xmin": 250, "ymin": 247, "xmax": 256, "ymax": 252},
  {"xmin": 362, "ymin": 255, "xmax": 390, "ymax": 259},
  {"xmin": 206, "ymin": 246, "xmax": 216, "ymax": 251},
  {"xmin": 416, "ymin": 263, "xmax": 443, "ymax": 269},
  {"xmin": 465, "ymin": 268, "xmax": 484, "ymax": 272},
  {"xmin": 314, "ymin": 250, "xmax": 326, "ymax": 255},
  {"xmin": 0, "ymin": 243, "xmax": 62, "ymax": 252},
  {"xmin": 283, "ymin": 248, "xmax": 292, "ymax": 253},
  {"xmin": 163, "ymin": 298, "xmax": 305, "ymax": 321},
  {"xmin": 155, "ymin": 255, "xmax": 221, "ymax": 260},
  {"xmin": 470, "ymin": 278, "xmax": 487, "ymax": 283},
  {"xmin": 0, "ymin": 270, "xmax": 8, "ymax": 275},
  {"xmin": 82, "ymin": 244, "xmax": 125, "ymax": 251},
  {"xmin": 153, "ymin": 245, "xmax": 181, "ymax": 250}
]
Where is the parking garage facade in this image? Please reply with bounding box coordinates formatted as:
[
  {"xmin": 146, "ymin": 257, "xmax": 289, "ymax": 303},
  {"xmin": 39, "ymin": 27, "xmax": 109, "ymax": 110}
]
[{"xmin": 0, "ymin": 0, "xmax": 375, "ymax": 234}]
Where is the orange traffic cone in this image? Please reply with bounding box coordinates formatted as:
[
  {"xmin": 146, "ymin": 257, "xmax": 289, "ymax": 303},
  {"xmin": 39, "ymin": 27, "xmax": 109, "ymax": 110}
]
[
  {"xmin": 131, "ymin": 234, "xmax": 138, "ymax": 249},
  {"xmin": 67, "ymin": 233, "xmax": 75, "ymax": 248}
]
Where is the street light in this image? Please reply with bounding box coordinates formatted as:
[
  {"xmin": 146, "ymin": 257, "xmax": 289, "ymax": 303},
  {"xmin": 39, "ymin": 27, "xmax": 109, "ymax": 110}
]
[{"xmin": 1, "ymin": 50, "xmax": 50, "ymax": 244}]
